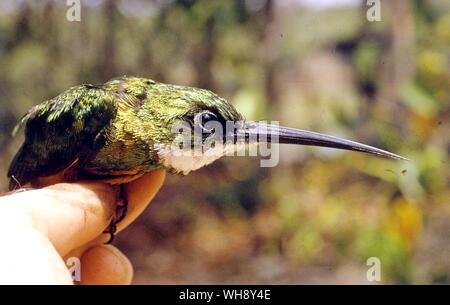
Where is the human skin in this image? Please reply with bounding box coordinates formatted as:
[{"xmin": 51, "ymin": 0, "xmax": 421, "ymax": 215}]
[{"xmin": 0, "ymin": 170, "xmax": 166, "ymax": 284}]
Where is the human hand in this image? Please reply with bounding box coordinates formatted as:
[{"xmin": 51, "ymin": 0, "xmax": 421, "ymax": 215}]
[{"xmin": 0, "ymin": 170, "xmax": 166, "ymax": 284}]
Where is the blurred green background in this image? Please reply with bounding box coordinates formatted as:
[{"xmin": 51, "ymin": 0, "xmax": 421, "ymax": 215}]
[{"xmin": 0, "ymin": 0, "xmax": 449, "ymax": 284}]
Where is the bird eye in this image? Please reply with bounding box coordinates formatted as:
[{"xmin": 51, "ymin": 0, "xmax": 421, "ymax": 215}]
[{"xmin": 194, "ymin": 110, "xmax": 217, "ymax": 133}]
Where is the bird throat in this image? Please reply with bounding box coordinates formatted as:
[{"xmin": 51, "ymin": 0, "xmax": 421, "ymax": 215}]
[{"xmin": 154, "ymin": 142, "xmax": 251, "ymax": 174}]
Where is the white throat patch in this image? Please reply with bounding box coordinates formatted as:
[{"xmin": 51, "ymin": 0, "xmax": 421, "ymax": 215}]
[{"xmin": 155, "ymin": 142, "xmax": 249, "ymax": 174}]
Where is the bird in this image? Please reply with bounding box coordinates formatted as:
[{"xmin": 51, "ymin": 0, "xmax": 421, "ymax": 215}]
[{"xmin": 7, "ymin": 76, "xmax": 406, "ymax": 242}]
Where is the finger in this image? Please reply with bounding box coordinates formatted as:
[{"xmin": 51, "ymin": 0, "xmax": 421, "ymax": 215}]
[
  {"xmin": 91, "ymin": 170, "xmax": 166, "ymax": 244},
  {"xmin": 34, "ymin": 169, "xmax": 165, "ymax": 242},
  {"xmin": 79, "ymin": 245, "xmax": 133, "ymax": 285},
  {"xmin": 0, "ymin": 182, "xmax": 116, "ymax": 256},
  {"xmin": 66, "ymin": 170, "xmax": 166, "ymax": 258},
  {"xmin": 0, "ymin": 220, "xmax": 74, "ymax": 284},
  {"xmin": 117, "ymin": 169, "xmax": 166, "ymax": 233}
]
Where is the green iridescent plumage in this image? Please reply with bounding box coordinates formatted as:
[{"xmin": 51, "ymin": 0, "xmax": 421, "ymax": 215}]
[{"xmin": 8, "ymin": 76, "xmax": 242, "ymax": 190}]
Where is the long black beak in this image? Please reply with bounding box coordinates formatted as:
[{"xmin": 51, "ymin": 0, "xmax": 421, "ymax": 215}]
[{"xmin": 239, "ymin": 121, "xmax": 407, "ymax": 160}]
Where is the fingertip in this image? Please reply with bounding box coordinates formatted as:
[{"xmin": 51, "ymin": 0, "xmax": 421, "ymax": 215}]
[
  {"xmin": 21, "ymin": 182, "xmax": 117, "ymax": 256},
  {"xmin": 109, "ymin": 170, "xmax": 165, "ymax": 234},
  {"xmin": 125, "ymin": 169, "xmax": 166, "ymax": 207},
  {"xmin": 79, "ymin": 245, "xmax": 133, "ymax": 285}
]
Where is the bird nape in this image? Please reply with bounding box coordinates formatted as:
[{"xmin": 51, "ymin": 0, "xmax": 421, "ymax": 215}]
[{"xmin": 6, "ymin": 76, "xmax": 406, "ymax": 242}]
